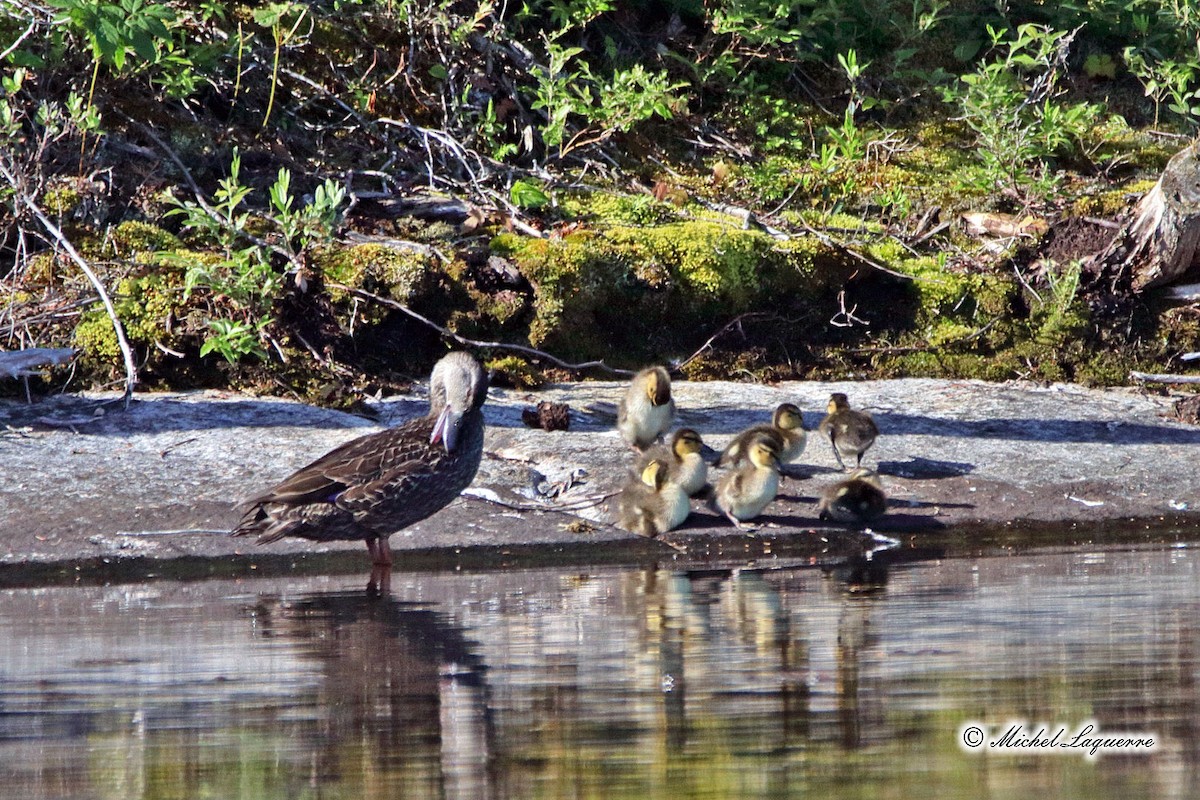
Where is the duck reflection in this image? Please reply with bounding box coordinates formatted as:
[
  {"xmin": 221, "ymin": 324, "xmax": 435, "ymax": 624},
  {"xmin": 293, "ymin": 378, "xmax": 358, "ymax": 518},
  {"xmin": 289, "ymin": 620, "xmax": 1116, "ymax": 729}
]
[
  {"xmin": 248, "ymin": 584, "xmax": 493, "ymax": 800},
  {"xmin": 639, "ymin": 567, "xmax": 813, "ymax": 753}
]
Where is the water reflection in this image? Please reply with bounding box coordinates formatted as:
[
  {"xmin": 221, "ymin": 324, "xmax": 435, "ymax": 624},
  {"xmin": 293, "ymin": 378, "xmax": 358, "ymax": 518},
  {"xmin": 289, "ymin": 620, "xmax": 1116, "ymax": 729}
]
[
  {"xmin": 248, "ymin": 585, "xmax": 493, "ymax": 799},
  {"xmin": 1, "ymin": 542, "xmax": 1199, "ymax": 798}
]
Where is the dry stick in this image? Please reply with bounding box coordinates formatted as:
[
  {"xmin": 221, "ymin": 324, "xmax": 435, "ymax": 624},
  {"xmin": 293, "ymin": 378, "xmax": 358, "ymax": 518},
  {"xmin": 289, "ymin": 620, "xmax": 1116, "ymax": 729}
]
[
  {"xmin": 675, "ymin": 311, "xmax": 779, "ymax": 372},
  {"xmin": 0, "ymin": 18, "xmax": 37, "ymax": 62},
  {"xmin": 1130, "ymin": 371, "xmax": 1200, "ymax": 384},
  {"xmin": 121, "ymin": 114, "xmax": 302, "ymax": 271},
  {"xmin": 1, "ymin": 164, "xmax": 138, "ymax": 405},
  {"xmin": 794, "ymin": 217, "xmax": 938, "ymax": 283},
  {"xmin": 326, "ymin": 281, "xmax": 635, "ymax": 376}
]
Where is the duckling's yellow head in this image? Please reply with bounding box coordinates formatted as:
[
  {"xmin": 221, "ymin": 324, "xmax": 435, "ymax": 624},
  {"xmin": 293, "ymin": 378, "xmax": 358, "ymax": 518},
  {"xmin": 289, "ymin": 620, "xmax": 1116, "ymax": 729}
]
[
  {"xmin": 748, "ymin": 435, "xmax": 782, "ymax": 471},
  {"xmin": 640, "ymin": 459, "xmax": 668, "ymax": 490},
  {"xmin": 773, "ymin": 403, "xmax": 804, "ymax": 432},
  {"xmin": 643, "ymin": 367, "xmax": 672, "ymax": 406},
  {"xmin": 672, "ymin": 428, "xmax": 704, "ymax": 457},
  {"xmin": 827, "ymin": 392, "xmax": 850, "ymax": 413},
  {"xmin": 847, "ymin": 467, "xmax": 882, "ymax": 487}
]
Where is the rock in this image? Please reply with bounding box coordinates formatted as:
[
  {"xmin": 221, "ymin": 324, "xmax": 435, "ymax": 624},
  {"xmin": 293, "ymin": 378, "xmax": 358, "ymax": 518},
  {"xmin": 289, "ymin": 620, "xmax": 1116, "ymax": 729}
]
[{"xmin": 2, "ymin": 378, "xmax": 1198, "ymax": 573}]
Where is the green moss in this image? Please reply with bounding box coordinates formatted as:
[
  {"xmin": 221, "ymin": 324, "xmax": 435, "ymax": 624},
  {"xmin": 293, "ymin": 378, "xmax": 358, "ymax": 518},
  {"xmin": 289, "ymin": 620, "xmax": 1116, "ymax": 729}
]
[
  {"xmin": 316, "ymin": 243, "xmax": 438, "ymax": 302},
  {"xmin": 557, "ymin": 191, "xmax": 680, "ymax": 226},
  {"xmin": 882, "ymin": 350, "xmax": 1022, "ymax": 382},
  {"xmin": 604, "ymin": 222, "xmax": 762, "ymax": 306},
  {"xmin": 25, "ymin": 252, "xmax": 63, "ymax": 286},
  {"xmin": 73, "ymin": 312, "xmax": 122, "ymax": 360},
  {"xmin": 492, "ymin": 220, "xmax": 852, "ymax": 362},
  {"xmin": 485, "ymin": 355, "xmax": 545, "ymax": 389},
  {"xmin": 41, "ymin": 179, "xmax": 87, "ymax": 216},
  {"xmin": 73, "ymin": 271, "xmax": 188, "ymax": 361},
  {"xmin": 1070, "ymin": 179, "xmax": 1156, "ymax": 218},
  {"xmin": 103, "ymin": 221, "xmax": 183, "ymax": 257}
]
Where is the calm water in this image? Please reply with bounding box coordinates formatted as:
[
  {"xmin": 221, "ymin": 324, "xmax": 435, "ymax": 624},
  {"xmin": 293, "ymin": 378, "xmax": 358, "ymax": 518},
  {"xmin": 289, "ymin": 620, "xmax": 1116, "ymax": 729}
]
[{"xmin": 1, "ymin": 539, "xmax": 1198, "ymax": 799}]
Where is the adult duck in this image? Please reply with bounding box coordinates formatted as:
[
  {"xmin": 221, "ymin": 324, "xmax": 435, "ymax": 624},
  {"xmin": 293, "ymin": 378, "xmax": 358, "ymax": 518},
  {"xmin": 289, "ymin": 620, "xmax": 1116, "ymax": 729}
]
[{"xmin": 232, "ymin": 351, "xmax": 488, "ymax": 565}]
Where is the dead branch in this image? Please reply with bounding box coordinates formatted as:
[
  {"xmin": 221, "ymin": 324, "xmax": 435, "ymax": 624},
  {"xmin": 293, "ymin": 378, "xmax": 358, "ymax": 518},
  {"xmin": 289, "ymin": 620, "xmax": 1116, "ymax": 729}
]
[
  {"xmin": 794, "ymin": 217, "xmax": 931, "ymax": 283},
  {"xmin": 1130, "ymin": 371, "xmax": 1200, "ymax": 384},
  {"xmin": 676, "ymin": 311, "xmax": 780, "ymax": 371},
  {"xmin": 122, "ymin": 115, "xmax": 304, "ymax": 271},
  {"xmin": 1, "ymin": 162, "xmax": 138, "ymax": 404},
  {"xmin": 325, "ymin": 281, "xmax": 634, "ymax": 376},
  {"xmin": 829, "ymin": 289, "xmax": 868, "ymax": 328}
]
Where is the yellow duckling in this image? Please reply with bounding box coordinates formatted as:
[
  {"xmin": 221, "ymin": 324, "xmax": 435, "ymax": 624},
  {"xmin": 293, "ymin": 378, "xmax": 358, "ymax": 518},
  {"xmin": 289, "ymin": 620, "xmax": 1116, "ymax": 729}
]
[
  {"xmin": 616, "ymin": 458, "xmax": 691, "ymax": 537},
  {"xmin": 817, "ymin": 468, "xmax": 887, "ymax": 523},
  {"xmin": 719, "ymin": 403, "xmax": 807, "ymax": 467},
  {"xmin": 637, "ymin": 428, "xmax": 708, "ymax": 497},
  {"xmin": 817, "ymin": 392, "xmax": 879, "ymax": 470},
  {"xmin": 618, "ymin": 366, "xmax": 675, "ymax": 450},
  {"xmin": 714, "ymin": 434, "xmax": 781, "ymax": 529}
]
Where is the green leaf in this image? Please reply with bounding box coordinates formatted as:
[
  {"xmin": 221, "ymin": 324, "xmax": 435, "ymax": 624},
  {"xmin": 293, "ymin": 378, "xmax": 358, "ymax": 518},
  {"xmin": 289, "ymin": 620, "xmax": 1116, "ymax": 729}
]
[
  {"xmin": 429, "ymin": 63, "xmax": 449, "ymax": 80},
  {"xmin": 6, "ymin": 50, "xmax": 46, "ymax": 68},
  {"xmin": 510, "ymin": 179, "xmax": 549, "ymax": 210},
  {"xmin": 953, "ymin": 40, "xmax": 981, "ymax": 62}
]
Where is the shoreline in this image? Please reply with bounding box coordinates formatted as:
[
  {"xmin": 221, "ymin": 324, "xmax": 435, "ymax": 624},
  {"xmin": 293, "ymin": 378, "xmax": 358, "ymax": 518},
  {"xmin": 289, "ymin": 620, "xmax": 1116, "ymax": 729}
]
[{"xmin": 3, "ymin": 377, "xmax": 1198, "ymax": 581}]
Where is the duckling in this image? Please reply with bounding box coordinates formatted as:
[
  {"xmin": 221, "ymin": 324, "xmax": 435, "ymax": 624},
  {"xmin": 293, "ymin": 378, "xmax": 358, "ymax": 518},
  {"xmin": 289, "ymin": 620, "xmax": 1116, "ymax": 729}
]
[
  {"xmin": 617, "ymin": 366, "xmax": 675, "ymax": 450},
  {"xmin": 713, "ymin": 433, "xmax": 781, "ymax": 529},
  {"xmin": 232, "ymin": 351, "xmax": 488, "ymax": 566},
  {"xmin": 616, "ymin": 458, "xmax": 690, "ymax": 537},
  {"xmin": 637, "ymin": 428, "xmax": 708, "ymax": 496},
  {"xmin": 817, "ymin": 468, "xmax": 887, "ymax": 523},
  {"xmin": 719, "ymin": 403, "xmax": 807, "ymax": 467},
  {"xmin": 817, "ymin": 392, "xmax": 879, "ymax": 470}
]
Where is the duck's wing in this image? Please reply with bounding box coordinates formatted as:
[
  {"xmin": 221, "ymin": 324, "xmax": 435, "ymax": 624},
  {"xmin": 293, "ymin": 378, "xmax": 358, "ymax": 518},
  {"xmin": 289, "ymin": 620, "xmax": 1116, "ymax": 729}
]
[{"xmin": 242, "ymin": 416, "xmax": 436, "ymax": 508}]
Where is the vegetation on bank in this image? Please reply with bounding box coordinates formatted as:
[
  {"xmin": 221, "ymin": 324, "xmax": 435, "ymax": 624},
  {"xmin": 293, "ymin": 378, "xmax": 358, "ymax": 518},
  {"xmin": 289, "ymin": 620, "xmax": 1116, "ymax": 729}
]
[{"xmin": 3, "ymin": 0, "xmax": 1200, "ymax": 401}]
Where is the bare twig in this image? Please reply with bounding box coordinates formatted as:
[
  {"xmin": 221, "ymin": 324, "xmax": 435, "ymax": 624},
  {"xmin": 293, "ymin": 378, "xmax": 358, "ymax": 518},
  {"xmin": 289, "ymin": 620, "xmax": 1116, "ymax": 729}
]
[
  {"xmin": 676, "ymin": 311, "xmax": 779, "ymax": 371},
  {"xmin": 1130, "ymin": 371, "xmax": 1200, "ymax": 384},
  {"xmin": 1, "ymin": 162, "xmax": 138, "ymax": 405},
  {"xmin": 326, "ymin": 281, "xmax": 634, "ymax": 376},
  {"xmin": 795, "ymin": 217, "xmax": 932, "ymax": 283},
  {"xmin": 829, "ymin": 289, "xmax": 868, "ymax": 328},
  {"xmin": 120, "ymin": 114, "xmax": 303, "ymax": 271},
  {"xmin": 0, "ymin": 17, "xmax": 37, "ymax": 62}
]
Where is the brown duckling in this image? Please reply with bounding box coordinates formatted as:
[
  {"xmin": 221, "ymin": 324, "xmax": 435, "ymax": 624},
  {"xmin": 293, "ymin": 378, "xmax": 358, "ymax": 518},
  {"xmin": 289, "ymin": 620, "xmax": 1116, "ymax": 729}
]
[
  {"xmin": 616, "ymin": 459, "xmax": 690, "ymax": 537},
  {"xmin": 719, "ymin": 403, "xmax": 807, "ymax": 467},
  {"xmin": 817, "ymin": 468, "xmax": 887, "ymax": 523},
  {"xmin": 637, "ymin": 428, "xmax": 708, "ymax": 497},
  {"xmin": 713, "ymin": 433, "xmax": 781, "ymax": 529},
  {"xmin": 817, "ymin": 392, "xmax": 879, "ymax": 470},
  {"xmin": 232, "ymin": 351, "xmax": 488, "ymax": 566},
  {"xmin": 618, "ymin": 365, "xmax": 675, "ymax": 450}
]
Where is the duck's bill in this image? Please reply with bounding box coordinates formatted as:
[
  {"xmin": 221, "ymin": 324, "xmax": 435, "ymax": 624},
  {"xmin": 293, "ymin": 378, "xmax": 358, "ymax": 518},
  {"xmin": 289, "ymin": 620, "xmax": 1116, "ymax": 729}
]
[{"xmin": 430, "ymin": 406, "xmax": 461, "ymax": 452}]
